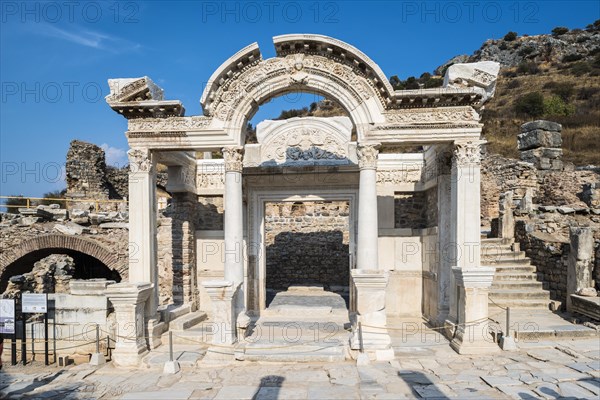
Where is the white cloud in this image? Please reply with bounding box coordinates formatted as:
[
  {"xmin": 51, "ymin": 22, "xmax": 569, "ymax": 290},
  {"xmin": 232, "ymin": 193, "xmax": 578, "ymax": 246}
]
[
  {"xmin": 31, "ymin": 24, "xmax": 141, "ymax": 53},
  {"xmin": 100, "ymin": 144, "xmax": 128, "ymax": 167}
]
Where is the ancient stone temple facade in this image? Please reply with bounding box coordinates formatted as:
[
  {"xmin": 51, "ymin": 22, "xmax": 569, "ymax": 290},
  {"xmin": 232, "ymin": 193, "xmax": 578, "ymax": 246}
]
[{"xmin": 105, "ymin": 34, "xmax": 501, "ymax": 363}]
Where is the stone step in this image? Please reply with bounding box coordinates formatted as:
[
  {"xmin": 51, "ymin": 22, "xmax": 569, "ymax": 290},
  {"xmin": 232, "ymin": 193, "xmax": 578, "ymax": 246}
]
[
  {"xmin": 481, "ymin": 249, "xmax": 526, "ymax": 259},
  {"xmin": 494, "ymin": 265, "xmax": 537, "ymax": 273},
  {"xmin": 494, "ymin": 272, "xmax": 542, "ymax": 281},
  {"xmin": 242, "ymin": 340, "xmax": 348, "ymax": 362},
  {"xmin": 491, "ymin": 281, "xmax": 544, "ymax": 290},
  {"xmin": 169, "ymin": 310, "xmax": 208, "ymax": 331},
  {"xmin": 481, "ymin": 238, "xmax": 512, "ymax": 247},
  {"xmin": 487, "ymin": 257, "xmax": 532, "ymax": 266},
  {"xmin": 488, "ymin": 299, "xmax": 551, "ymax": 309},
  {"xmin": 158, "ymin": 303, "xmax": 191, "ymax": 324},
  {"xmin": 489, "ymin": 289, "xmax": 550, "ymax": 300}
]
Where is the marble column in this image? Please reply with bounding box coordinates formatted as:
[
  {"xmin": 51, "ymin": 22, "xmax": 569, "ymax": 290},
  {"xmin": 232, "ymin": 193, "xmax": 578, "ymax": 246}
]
[
  {"xmin": 222, "ymin": 146, "xmax": 245, "ymax": 297},
  {"xmin": 356, "ymin": 142, "xmax": 380, "ymax": 270},
  {"xmin": 105, "ymin": 282, "xmax": 153, "ymax": 367},
  {"xmin": 446, "ymin": 140, "xmax": 498, "ymax": 353},
  {"xmin": 351, "ymin": 143, "xmax": 392, "ymax": 361},
  {"xmin": 127, "ymin": 148, "xmax": 159, "ymax": 318},
  {"xmin": 205, "ymin": 146, "xmax": 245, "ymax": 349},
  {"xmin": 435, "ymin": 149, "xmax": 452, "ymax": 326}
]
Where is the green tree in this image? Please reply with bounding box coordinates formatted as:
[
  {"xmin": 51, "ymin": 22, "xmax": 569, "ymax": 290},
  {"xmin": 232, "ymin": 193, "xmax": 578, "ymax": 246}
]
[
  {"xmin": 503, "ymin": 31, "xmax": 518, "ymax": 41},
  {"xmin": 38, "ymin": 190, "xmax": 67, "ymax": 207},
  {"xmin": 3, "ymin": 195, "xmax": 29, "ymax": 214},
  {"xmin": 552, "ymin": 27, "xmax": 569, "ymax": 36},
  {"xmin": 543, "ymin": 95, "xmax": 575, "ymax": 116},
  {"xmin": 515, "ymin": 92, "xmax": 544, "ymax": 117}
]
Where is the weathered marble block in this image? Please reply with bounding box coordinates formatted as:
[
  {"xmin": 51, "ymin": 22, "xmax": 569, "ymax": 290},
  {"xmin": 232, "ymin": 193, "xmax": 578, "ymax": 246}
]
[{"xmin": 518, "ymin": 129, "xmax": 562, "ymax": 151}]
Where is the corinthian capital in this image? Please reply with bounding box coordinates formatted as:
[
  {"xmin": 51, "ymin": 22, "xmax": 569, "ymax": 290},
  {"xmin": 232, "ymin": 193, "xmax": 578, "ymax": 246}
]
[
  {"xmin": 356, "ymin": 142, "xmax": 381, "ymax": 170},
  {"xmin": 127, "ymin": 148, "xmax": 153, "ymax": 173},
  {"xmin": 222, "ymin": 146, "xmax": 244, "ymax": 172},
  {"xmin": 452, "ymin": 141, "xmax": 483, "ymax": 167}
]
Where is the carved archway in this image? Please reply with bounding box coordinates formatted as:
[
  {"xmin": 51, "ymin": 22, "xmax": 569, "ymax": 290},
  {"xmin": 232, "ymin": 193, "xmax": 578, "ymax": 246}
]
[
  {"xmin": 0, "ymin": 234, "xmax": 127, "ymax": 287},
  {"xmin": 200, "ymin": 35, "xmax": 393, "ymax": 144}
]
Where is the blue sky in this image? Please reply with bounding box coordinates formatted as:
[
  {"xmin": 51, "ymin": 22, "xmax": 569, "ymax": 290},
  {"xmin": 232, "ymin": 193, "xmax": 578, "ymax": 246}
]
[{"xmin": 1, "ymin": 0, "xmax": 598, "ymax": 197}]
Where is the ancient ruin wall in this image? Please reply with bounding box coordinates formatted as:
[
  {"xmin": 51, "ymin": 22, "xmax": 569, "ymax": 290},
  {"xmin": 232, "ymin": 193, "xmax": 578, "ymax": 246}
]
[
  {"xmin": 515, "ymin": 220, "xmax": 569, "ymax": 303},
  {"xmin": 394, "ymin": 187, "xmax": 438, "ymax": 229},
  {"xmin": 196, "ymin": 196, "xmax": 224, "ymax": 231},
  {"xmin": 264, "ymin": 201, "xmax": 350, "ymax": 291}
]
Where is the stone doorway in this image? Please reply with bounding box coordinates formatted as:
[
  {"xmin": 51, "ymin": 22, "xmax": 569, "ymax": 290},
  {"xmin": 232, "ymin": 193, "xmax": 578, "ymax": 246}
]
[{"xmin": 264, "ymin": 200, "xmax": 351, "ymax": 308}]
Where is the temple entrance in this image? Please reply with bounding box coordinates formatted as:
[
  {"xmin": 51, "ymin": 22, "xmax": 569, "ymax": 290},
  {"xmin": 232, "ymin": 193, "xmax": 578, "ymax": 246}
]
[
  {"xmin": 247, "ymin": 189, "xmax": 358, "ymax": 313},
  {"xmin": 264, "ymin": 200, "xmax": 351, "ymax": 308}
]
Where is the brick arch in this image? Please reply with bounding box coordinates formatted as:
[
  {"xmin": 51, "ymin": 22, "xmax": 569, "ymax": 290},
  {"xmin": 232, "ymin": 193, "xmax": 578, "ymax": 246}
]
[{"xmin": 0, "ymin": 234, "xmax": 125, "ymax": 276}]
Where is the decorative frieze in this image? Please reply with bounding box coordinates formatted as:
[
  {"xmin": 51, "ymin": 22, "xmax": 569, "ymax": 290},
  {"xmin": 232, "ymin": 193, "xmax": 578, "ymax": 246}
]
[
  {"xmin": 197, "ymin": 168, "xmax": 225, "ymax": 189},
  {"xmin": 222, "ymin": 146, "xmax": 244, "ymax": 173},
  {"xmin": 356, "ymin": 143, "xmax": 380, "ymax": 170},
  {"xmin": 376, "ymin": 168, "xmax": 422, "ymax": 184},
  {"xmin": 384, "ymin": 107, "xmax": 479, "ymax": 125},
  {"xmin": 128, "ymin": 117, "xmax": 212, "ymax": 132}
]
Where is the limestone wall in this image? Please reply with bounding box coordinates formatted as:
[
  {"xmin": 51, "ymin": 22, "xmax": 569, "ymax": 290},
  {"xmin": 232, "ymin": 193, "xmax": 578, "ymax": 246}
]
[{"xmin": 264, "ymin": 201, "xmax": 350, "ymax": 292}]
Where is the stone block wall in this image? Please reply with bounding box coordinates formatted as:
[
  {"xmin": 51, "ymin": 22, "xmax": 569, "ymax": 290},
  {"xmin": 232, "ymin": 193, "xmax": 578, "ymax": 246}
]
[
  {"xmin": 481, "ymin": 155, "xmax": 538, "ymax": 226},
  {"xmin": 518, "ymin": 120, "xmax": 563, "ymax": 171},
  {"xmin": 515, "ymin": 220, "xmax": 569, "ymax": 302},
  {"xmin": 196, "ymin": 196, "xmax": 224, "ymax": 231},
  {"xmin": 394, "ymin": 188, "xmax": 437, "ymax": 229},
  {"xmin": 157, "ymin": 193, "xmax": 198, "ymax": 307},
  {"xmin": 66, "ymin": 140, "xmax": 110, "ymax": 201},
  {"xmin": 264, "ymin": 201, "xmax": 350, "ymax": 292}
]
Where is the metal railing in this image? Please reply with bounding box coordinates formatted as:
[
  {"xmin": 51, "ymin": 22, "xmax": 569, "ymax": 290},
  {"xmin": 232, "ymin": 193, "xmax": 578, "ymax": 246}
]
[{"xmin": 0, "ymin": 195, "xmax": 128, "ymax": 213}]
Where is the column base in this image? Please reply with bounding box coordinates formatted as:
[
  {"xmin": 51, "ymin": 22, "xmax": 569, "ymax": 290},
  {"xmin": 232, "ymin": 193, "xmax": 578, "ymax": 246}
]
[
  {"xmin": 112, "ymin": 344, "xmax": 149, "ymax": 367},
  {"xmin": 448, "ymin": 322, "xmax": 500, "ymax": 355},
  {"xmin": 202, "ymin": 280, "xmax": 241, "ymax": 346}
]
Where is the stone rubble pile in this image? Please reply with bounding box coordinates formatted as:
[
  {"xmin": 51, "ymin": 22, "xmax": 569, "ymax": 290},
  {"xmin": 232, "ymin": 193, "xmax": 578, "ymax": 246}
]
[
  {"xmin": 2, "ymin": 254, "xmax": 76, "ymax": 298},
  {"xmin": 0, "ymin": 205, "xmax": 129, "ymax": 233}
]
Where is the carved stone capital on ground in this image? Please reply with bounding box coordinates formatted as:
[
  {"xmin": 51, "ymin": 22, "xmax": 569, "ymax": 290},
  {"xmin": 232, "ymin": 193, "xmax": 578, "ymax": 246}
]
[
  {"xmin": 356, "ymin": 142, "xmax": 381, "ymax": 170},
  {"xmin": 222, "ymin": 146, "xmax": 245, "ymax": 173}
]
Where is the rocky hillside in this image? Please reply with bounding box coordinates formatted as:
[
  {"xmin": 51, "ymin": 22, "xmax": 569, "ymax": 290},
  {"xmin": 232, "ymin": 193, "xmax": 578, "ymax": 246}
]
[
  {"xmin": 441, "ymin": 21, "xmax": 600, "ymax": 165},
  {"xmin": 268, "ymin": 21, "xmax": 600, "ymax": 164}
]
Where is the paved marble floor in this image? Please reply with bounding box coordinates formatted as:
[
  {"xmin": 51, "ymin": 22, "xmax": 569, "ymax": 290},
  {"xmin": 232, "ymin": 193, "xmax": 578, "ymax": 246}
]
[{"xmin": 1, "ymin": 335, "xmax": 599, "ymax": 399}]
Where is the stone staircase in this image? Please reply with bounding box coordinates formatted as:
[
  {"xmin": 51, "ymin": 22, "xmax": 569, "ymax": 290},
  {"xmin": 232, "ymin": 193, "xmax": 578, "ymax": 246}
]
[
  {"xmin": 482, "ymin": 238, "xmax": 552, "ymax": 310},
  {"xmin": 158, "ymin": 304, "xmax": 210, "ymax": 345},
  {"xmin": 240, "ymin": 286, "xmax": 351, "ymax": 362}
]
